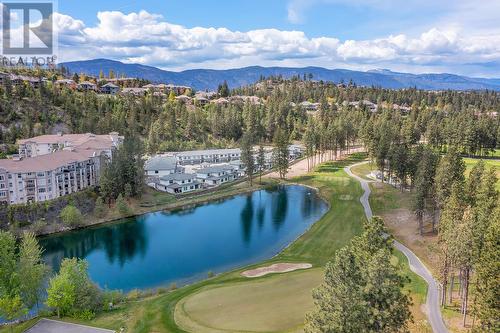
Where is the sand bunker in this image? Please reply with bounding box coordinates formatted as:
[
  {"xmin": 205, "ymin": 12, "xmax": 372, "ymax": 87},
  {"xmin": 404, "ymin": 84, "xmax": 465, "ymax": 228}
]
[{"xmin": 241, "ymin": 263, "xmax": 312, "ymax": 278}]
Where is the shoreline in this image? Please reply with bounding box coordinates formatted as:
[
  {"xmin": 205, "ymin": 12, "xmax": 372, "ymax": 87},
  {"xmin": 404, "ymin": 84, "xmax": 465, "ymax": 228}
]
[
  {"xmin": 35, "ymin": 154, "xmax": 316, "ymax": 238},
  {"xmin": 38, "ymin": 179, "xmax": 279, "ymax": 239}
]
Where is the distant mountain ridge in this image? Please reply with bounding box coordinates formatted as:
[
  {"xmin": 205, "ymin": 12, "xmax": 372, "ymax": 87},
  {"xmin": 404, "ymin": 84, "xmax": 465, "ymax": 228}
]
[{"xmin": 60, "ymin": 58, "xmax": 500, "ymax": 91}]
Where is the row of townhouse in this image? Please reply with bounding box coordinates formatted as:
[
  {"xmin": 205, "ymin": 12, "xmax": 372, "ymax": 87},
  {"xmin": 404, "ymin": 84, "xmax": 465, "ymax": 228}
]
[
  {"xmin": 145, "ymin": 146, "xmax": 304, "ymax": 194},
  {"xmin": 174, "ymin": 148, "xmax": 242, "ymax": 165},
  {"xmin": 148, "ymin": 163, "xmax": 241, "ymax": 195},
  {"xmin": 0, "ymin": 132, "xmax": 124, "ymax": 205},
  {"xmin": 0, "ymin": 149, "xmax": 105, "ymax": 205}
]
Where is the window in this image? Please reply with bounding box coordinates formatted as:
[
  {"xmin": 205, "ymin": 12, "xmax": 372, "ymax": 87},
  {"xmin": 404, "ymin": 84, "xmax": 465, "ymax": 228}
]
[
  {"xmin": 0, "ymin": 191, "xmax": 6, "ymax": 197},
  {"xmin": 38, "ymin": 188, "xmax": 46, "ymax": 193},
  {"xmin": 0, "ymin": 175, "xmax": 4, "ymax": 181},
  {"xmin": 155, "ymin": 170, "xmax": 159, "ymax": 174},
  {"xmin": 37, "ymin": 172, "xmax": 45, "ymax": 177}
]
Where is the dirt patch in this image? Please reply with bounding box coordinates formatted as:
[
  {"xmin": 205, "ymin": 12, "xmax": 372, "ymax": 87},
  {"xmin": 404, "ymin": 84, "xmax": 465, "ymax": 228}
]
[
  {"xmin": 381, "ymin": 208, "xmax": 440, "ymax": 274},
  {"xmin": 241, "ymin": 263, "xmax": 312, "ymax": 278},
  {"xmin": 339, "ymin": 194, "xmax": 353, "ymax": 200}
]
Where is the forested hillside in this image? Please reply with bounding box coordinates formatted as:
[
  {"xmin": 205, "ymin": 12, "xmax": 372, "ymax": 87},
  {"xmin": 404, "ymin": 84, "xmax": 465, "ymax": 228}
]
[{"xmin": 1, "ymin": 69, "xmax": 499, "ymax": 158}]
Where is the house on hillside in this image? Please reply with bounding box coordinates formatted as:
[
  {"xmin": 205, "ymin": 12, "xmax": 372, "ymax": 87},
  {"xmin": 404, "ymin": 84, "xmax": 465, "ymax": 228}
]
[
  {"xmin": 54, "ymin": 79, "xmax": 77, "ymax": 89},
  {"xmin": 121, "ymin": 87, "xmax": 148, "ymax": 96},
  {"xmin": 175, "ymin": 95, "xmax": 192, "ymax": 104},
  {"xmin": 100, "ymin": 83, "xmax": 119, "ymax": 95},
  {"xmin": 77, "ymin": 81, "xmax": 97, "ymax": 91}
]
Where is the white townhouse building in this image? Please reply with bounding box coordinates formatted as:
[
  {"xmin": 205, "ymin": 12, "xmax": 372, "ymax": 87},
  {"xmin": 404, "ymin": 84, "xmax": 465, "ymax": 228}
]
[
  {"xmin": 144, "ymin": 156, "xmax": 180, "ymax": 177},
  {"xmin": 0, "ymin": 149, "xmax": 105, "ymax": 205},
  {"xmin": 155, "ymin": 173, "xmax": 201, "ymax": 194},
  {"xmin": 174, "ymin": 148, "xmax": 241, "ymax": 165},
  {"xmin": 17, "ymin": 132, "xmax": 123, "ymax": 159},
  {"xmin": 196, "ymin": 164, "xmax": 239, "ymax": 187}
]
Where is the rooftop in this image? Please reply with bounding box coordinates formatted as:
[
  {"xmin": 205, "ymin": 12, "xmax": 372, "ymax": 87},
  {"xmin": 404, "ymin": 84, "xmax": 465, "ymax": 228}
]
[
  {"xmin": 144, "ymin": 156, "xmax": 177, "ymax": 171},
  {"xmin": 175, "ymin": 148, "xmax": 241, "ymax": 157},
  {"xmin": 0, "ymin": 149, "xmax": 102, "ymax": 173},
  {"xmin": 160, "ymin": 173, "xmax": 196, "ymax": 182},
  {"xmin": 196, "ymin": 165, "xmax": 235, "ymax": 174}
]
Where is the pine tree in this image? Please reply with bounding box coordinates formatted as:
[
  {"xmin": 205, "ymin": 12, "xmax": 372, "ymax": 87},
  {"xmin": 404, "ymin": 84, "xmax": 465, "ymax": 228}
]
[
  {"xmin": 473, "ymin": 203, "xmax": 499, "ymax": 332},
  {"xmin": 272, "ymin": 129, "xmax": 289, "ymax": 179},
  {"xmin": 240, "ymin": 132, "xmax": 255, "ymax": 186},
  {"xmin": 257, "ymin": 145, "xmax": 266, "ymax": 183}
]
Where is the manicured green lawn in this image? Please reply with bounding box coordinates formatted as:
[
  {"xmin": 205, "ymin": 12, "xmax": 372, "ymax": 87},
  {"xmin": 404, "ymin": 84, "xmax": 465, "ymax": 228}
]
[{"xmin": 175, "ymin": 269, "xmax": 323, "ymax": 333}]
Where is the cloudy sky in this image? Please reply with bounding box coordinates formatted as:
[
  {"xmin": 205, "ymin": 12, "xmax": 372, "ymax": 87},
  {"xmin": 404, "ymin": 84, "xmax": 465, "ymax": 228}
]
[{"xmin": 48, "ymin": 0, "xmax": 500, "ymax": 76}]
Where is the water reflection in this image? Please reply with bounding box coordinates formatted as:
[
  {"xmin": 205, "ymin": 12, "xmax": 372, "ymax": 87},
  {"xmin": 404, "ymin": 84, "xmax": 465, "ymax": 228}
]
[
  {"xmin": 42, "ymin": 218, "xmax": 148, "ymax": 271},
  {"xmin": 271, "ymin": 188, "xmax": 288, "ymax": 230},
  {"xmin": 40, "ymin": 185, "xmax": 327, "ymax": 291},
  {"xmin": 240, "ymin": 196, "xmax": 254, "ymax": 243}
]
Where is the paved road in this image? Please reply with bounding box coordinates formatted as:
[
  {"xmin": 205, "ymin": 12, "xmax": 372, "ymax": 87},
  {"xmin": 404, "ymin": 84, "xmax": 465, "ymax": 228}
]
[{"xmin": 345, "ymin": 162, "xmax": 448, "ymax": 333}]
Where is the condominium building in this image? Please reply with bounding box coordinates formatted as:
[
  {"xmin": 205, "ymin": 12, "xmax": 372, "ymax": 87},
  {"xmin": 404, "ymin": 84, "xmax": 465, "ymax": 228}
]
[
  {"xmin": 17, "ymin": 132, "xmax": 123, "ymax": 159},
  {"xmin": 0, "ymin": 149, "xmax": 105, "ymax": 205}
]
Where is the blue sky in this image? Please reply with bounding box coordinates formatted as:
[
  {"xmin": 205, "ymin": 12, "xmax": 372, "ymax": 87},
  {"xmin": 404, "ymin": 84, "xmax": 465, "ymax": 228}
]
[{"xmin": 50, "ymin": 0, "xmax": 500, "ymax": 76}]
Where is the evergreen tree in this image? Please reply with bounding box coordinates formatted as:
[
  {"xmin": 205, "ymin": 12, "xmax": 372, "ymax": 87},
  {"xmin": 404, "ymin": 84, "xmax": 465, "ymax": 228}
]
[
  {"xmin": 272, "ymin": 128, "xmax": 290, "ymax": 179},
  {"xmin": 240, "ymin": 132, "xmax": 255, "ymax": 186},
  {"xmin": 473, "ymin": 203, "xmax": 499, "ymax": 332},
  {"xmin": 17, "ymin": 232, "xmax": 48, "ymax": 310},
  {"xmin": 257, "ymin": 145, "xmax": 266, "ymax": 183}
]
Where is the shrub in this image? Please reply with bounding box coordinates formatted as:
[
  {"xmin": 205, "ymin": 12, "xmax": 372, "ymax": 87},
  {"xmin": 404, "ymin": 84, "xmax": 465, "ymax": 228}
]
[
  {"xmin": 94, "ymin": 196, "xmax": 105, "ymax": 218},
  {"xmin": 59, "ymin": 205, "xmax": 84, "ymax": 227},
  {"xmin": 31, "ymin": 219, "xmax": 46, "ymax": 234},
  {"xmin": 115, "ymin": 194, "xmax": 130, "ymax": 215},
  {"xmin": 126, "ymin": 289, "xmax": 141, "ymax": 301}
]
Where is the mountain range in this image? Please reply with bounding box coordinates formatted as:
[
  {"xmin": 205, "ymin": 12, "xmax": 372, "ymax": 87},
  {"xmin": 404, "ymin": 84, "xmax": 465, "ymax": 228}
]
[{"xmin": 60, "ymin": 59, "xmax": 500, "ymax": 91}]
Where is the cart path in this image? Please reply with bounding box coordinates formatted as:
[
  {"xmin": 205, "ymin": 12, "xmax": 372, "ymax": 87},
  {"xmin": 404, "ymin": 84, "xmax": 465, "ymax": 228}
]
[{"xmin": 345, "ymin": 161, "xmax": 448, "ymax": 333}]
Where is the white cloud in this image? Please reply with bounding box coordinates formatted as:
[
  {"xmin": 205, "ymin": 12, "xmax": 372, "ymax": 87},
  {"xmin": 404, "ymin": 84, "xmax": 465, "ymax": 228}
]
[{"xmin": 51, "ymin": 9, "xmax": 500, "ymax": 77}]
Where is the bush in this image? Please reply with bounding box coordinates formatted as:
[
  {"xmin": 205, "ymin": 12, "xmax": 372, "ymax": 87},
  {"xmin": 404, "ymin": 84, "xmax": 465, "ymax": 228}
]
[
  {"xmin": 115, "ymin": 194, "xmax": 130, "ymax": 215},
  {"xmin": 94, "ymin": 196, "xmax": 105, "ymax": 218},
  {"xmin": 31, "ymin": 219, "xmax": 46, "ymax": 234},
  {"xmin": 59, "ymin": 205, "xmax": 84, "ymax": 227},
  {"xmin": 126, "ymin": 289, "xmax": 141, "ymax": 301}
]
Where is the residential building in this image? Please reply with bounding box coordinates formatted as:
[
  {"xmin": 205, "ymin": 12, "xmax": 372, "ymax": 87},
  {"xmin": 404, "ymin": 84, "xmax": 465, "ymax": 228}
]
[
  {"xmin": 121, "ymin": 87, "xmax": 148, "ymax": 96},
  {"xmin": 100, "ymin": 83, "xmax": 120, "ymax": 95},
  {"xmin": 77, "ymin": 81, "xmax": 97, "ymax": 91},
  {"xmin": 194, "ymin": 96, "xmax": 209, "ymax": 106},
  {"xmin": 155, "ymin": 173, "xmax": 201, "ymax": 194},
  {"xmin": 299, "ymin": 101, "xmax": 320, "ymax": 111},
  {"xmin": 211, "ymin": 97, "xmax": 230, "ymax": 106},
  {"xmin": 54, "ymin": 79, "xmax": 77, "ymax": 89},
  {"xmin": 17, "ymin": 132, "xmax": 123, "ymax": 159},
  {"xmin": 175, "ymin": 95, "xmax": 192, "ymax": 104},
  {"xmin": 174, "ymin": 148, "xmax": 241, "ymax": 165},
  {"xmin": 196, "ymin": 165, "xmax": 238, "ymax": 187},
  {"xmin": 144, "ymin": 156, "xmax": 180, "ymax": 177},
  {"xmin": 0, "ymin": 149, "xmax": 105, "ymax": 205}
]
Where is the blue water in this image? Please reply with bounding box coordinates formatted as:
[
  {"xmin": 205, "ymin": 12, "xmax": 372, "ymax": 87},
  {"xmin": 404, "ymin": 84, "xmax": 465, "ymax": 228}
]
[{"xmin": 40, "ymin": 185, "xmax": 328, "ymax": 291}]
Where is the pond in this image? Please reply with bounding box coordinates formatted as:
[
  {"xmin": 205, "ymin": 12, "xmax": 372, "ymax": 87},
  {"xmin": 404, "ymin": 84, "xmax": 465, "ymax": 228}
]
[{"xmin": 40, "ymin": 185, "xmax": 328, "ymax": 291}]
